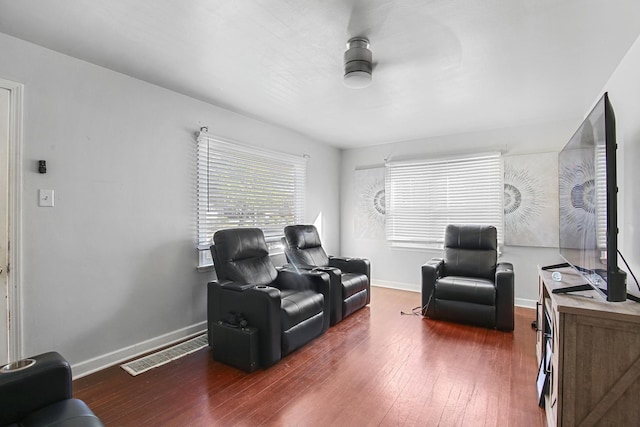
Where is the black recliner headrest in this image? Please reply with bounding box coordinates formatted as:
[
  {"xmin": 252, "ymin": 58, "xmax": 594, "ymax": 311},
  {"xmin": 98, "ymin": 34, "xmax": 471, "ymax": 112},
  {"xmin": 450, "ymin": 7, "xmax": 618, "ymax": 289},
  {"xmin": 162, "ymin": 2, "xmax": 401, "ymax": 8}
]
[
  {"xmin": 284, "ymin": 225, "xmax": 322, "ymax": 250},
  {"xmin": 212, "ymin": 228, "xmax": 277, "ymax": 285},
  {"xmin": 444, "ymin": 224, "xmax": 497, "ymax": 251},
  {"xmin": 214, "ymin": 228, "xmax": 270, "ymax": 262}
]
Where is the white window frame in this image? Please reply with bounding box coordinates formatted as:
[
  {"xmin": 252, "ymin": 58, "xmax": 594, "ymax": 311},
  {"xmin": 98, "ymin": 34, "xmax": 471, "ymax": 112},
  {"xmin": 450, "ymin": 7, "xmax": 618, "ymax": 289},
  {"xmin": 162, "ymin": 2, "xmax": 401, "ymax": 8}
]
[
  {"xmin": 196, "ymin": 131, "xmax": 306, "ymax": 268},
  {"xmin": 385, "ymin": 152, "xmax": 504, "ymax": 249}
]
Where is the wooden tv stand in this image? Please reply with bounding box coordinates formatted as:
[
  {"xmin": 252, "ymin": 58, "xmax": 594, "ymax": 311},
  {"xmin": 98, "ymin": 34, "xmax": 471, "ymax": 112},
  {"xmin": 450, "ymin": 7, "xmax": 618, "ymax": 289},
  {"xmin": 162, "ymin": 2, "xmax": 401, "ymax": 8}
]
[{"xmin": 536, "ymin": 266, "xmax": 640, "ymax": 426}]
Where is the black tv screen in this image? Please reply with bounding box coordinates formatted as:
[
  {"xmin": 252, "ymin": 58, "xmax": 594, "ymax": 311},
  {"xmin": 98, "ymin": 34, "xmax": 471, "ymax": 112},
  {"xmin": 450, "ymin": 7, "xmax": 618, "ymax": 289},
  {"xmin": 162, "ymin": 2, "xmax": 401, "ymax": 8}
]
[{"xmin": 558, "ymin": 92, "xmax": 627, "ymax": 302}]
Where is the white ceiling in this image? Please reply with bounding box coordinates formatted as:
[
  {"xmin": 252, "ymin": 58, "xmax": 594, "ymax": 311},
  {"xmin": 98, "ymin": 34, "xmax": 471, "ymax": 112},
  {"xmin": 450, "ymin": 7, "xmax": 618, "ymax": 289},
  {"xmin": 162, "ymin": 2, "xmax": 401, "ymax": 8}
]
[{"xmin": 1, "ymin": 0, "xmax": 639, "ymax": 149}]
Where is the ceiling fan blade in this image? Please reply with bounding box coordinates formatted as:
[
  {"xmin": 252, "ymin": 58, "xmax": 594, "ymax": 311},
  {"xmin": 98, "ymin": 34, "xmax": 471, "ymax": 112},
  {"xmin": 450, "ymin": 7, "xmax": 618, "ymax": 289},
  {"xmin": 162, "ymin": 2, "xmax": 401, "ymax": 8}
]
[
  {"xmin": 368, "ymin": 9, "xmax": 464, "ymax": 79},
  {"xmin": 347, "ymin": 0, "xmax": 395, "ymax": 39}
]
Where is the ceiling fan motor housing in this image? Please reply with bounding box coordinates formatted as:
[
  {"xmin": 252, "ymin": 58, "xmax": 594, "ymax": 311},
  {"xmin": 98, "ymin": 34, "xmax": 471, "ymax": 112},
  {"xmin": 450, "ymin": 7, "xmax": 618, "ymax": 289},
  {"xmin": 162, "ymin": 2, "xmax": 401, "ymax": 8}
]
[{"xmin": 344, "ymin": 37, "xmax": 372, "ymax": 88}]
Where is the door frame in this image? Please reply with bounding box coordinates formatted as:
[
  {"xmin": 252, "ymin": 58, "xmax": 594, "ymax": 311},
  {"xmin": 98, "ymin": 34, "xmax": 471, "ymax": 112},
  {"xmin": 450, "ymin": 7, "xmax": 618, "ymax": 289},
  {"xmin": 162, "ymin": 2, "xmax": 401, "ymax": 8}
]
[{"xmin": 0, "ymin": 78, "xmax": 24, "ymax": 362}]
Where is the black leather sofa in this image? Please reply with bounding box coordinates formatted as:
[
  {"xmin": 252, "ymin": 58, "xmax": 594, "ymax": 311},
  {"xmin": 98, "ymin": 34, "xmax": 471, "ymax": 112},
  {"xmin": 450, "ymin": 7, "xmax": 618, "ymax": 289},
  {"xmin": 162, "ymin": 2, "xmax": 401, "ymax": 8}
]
[
  {"xmin": 421, "ymin": 224, "xmax": 514, "ymax": 331},
  {"xmin": 208, "ymin": 227, "xmax": 331, "ymax": 368},
  {"xmin": 282, "ymin": 224, "xmax": 370, "ymax": 325},
  {"xmin": 0, "ymin": 351, "xmax": 104, "ymax": 427}
]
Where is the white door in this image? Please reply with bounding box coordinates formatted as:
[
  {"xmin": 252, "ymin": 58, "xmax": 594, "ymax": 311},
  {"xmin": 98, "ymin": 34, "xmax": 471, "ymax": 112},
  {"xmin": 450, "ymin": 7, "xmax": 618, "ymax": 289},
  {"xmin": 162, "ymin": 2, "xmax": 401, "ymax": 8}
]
[{"xmin": 0, "ymin": 87, "xmax": 9, "ymax": 365}]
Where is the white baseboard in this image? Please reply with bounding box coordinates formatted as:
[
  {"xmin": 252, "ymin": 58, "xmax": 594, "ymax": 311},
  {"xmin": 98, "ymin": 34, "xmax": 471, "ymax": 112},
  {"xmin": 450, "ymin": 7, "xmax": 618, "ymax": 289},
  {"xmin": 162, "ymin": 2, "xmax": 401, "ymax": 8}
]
[
  {"xmin": 71, "ymin": 321, "xmax": 207, "ymax": 379},
  {"xmin": 373, "ymin": 280, "xmax": 420, "ymax": 293},
  {"xmin": 373, "ymin": 281, "xmax": 537, "ymax": 309},
  {"xmin": 515, "ymin": 298, "xmax": 537, "ymax": 309}
]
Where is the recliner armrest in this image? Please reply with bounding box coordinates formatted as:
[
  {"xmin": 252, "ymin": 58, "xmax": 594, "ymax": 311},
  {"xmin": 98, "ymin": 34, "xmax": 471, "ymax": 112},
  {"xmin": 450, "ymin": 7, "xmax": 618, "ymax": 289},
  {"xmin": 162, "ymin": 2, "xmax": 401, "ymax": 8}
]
[
  {"xmin": 0, "ymin": 352, "xmax": 73, "ymax": 425},
  {"xmin": 421, "ymin": 258, "xmax": 444, "ymax": 316},
  {"xmin": 495, "ymin": 262, "xmax": 514, "ymax": 294},
  {"xmin": 422, "ymin": 258, "xmax": 444, "ymax": 281},
  {"xmin": 328, "ymin": 256, "xmax": 370, "ymax": 278},
  {"xmin": 276, "ymin": 267, "xmax": 330, "ymax": 294},
  {"xmin": 219, "ymin": 280, "xmax": 256, "ymax": 292},
  {"xmin": 311, "ymin": 266, "xmax": 342, "ymax": 276},
  {"xmin": 308, "ymin": 266, "xmax": 343, "ymax": 325},
  {"xmin": 280, "ymin": 263, "xmax": 317, "ymax": 273},
  {"xmin": 207, "ymin": 280, "xmax": 283, "ymax": 367},
  {"xmin": 495, "ymin": 262, "xmax": 515, "ymax": 331}
]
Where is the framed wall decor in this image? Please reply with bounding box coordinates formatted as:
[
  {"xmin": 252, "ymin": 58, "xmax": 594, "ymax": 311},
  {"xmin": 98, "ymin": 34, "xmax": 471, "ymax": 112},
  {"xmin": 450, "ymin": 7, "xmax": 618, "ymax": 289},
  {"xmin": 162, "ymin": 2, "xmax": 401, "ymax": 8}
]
[
  {"xmin": 504, "ymin": 152, "xmax": 559, "ymax": 247},
  {"xmin": 354, "ymin": 167, "xmax": 386, "ymax": 240}
]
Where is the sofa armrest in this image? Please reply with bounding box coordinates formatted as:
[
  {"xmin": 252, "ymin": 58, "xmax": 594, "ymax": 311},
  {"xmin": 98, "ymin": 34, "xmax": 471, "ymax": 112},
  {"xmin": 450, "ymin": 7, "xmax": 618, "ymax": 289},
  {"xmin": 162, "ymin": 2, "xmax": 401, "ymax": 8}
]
[
  {"xmin": 421, "ymin": 258, "xmax": 444, "ymax": 316},
  {"xmin": 207, "ymin": 280, "xmax": 282, "ymax": 367},
  {"xmin": 328, "ymin": 256, "xmax": 370, "ymax": 279},
  {"xmin": 495, "ymin": 262, "xmax": 515, "ymax": 331},
  {"xmin": 0, "ymin": 351, "xmax": 72, "ymax": 425}
]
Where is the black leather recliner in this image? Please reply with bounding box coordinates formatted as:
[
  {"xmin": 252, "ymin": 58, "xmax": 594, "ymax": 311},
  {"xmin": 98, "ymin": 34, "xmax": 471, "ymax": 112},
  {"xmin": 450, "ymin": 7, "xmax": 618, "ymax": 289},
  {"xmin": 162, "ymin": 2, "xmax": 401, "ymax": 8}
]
[
  {"xmin": 208, "ymin": 227, "xmax": 331, "ymax": 368},
  {"xmin": 282, "ymin": 224, "xmax": 370, "ymax": 325},
  {"xmin": 0, "ymin": 351, "xmax": 104, "ymax": 427},
  {"xmin": 421, "ymin": 224, "xmax": 514, "ymax": 331}
]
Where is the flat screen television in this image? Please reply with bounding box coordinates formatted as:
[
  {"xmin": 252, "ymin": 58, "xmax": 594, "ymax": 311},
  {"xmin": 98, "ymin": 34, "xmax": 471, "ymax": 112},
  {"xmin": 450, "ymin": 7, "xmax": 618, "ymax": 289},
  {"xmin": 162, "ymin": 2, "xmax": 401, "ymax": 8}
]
[{"xmin": 556, "ymin": 92, "xmax": 627, "ymax": 302}]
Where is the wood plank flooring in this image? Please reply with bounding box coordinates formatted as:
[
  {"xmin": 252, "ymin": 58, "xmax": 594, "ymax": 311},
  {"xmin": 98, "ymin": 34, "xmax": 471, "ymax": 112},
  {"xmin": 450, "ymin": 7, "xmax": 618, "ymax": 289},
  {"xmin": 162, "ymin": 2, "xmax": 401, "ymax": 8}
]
[{"xmin": 74, "ymin": 286, "xmax": 545, "ymax": 426}]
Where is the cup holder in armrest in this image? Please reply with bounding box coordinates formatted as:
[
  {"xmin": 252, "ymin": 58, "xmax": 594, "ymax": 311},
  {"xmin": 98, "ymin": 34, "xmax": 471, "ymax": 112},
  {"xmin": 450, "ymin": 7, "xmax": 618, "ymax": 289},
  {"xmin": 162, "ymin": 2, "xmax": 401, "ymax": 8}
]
[
  {"xmin": 1, "ymin": 358, "xmax": 36, "ymax": 373},
  {"xmin": 254, "ymin": 285, "xmax": 279, "ymax": 293}
]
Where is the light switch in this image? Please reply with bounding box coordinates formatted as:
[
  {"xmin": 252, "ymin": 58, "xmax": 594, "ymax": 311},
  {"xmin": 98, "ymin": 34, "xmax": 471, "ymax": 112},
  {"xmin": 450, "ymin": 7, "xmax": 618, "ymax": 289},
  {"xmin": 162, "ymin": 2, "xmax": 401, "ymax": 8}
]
[{"xmin": 39, "ymin": 189, "xmax": 54, "ymax": 207}]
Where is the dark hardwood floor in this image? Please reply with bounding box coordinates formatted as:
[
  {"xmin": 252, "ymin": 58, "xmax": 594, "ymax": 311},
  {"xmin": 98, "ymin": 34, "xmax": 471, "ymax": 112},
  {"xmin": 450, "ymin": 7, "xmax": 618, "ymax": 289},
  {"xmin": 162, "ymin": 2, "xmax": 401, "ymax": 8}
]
[{"xmin": 74, "ymin": 286, "xmax": 545, "ymax": 426}]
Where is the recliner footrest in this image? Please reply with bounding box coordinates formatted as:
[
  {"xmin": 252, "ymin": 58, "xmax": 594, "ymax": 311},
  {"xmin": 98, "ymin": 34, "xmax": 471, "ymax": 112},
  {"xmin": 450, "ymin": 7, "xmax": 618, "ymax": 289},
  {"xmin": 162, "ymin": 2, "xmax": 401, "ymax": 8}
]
[
  {"xmin": 343, "ymin": 289, "xmax": 368, "ymax": 318},
  {"xmin": 341, "ymin": 273, "xmax": 368, "ymax": 298},
  {"xmin": 435, "ymin": 276, "xmax": 496, "ymax": 305},
  {"xmin": 280, "ymin": 289, "xmax": 324, "ymax": 330}
]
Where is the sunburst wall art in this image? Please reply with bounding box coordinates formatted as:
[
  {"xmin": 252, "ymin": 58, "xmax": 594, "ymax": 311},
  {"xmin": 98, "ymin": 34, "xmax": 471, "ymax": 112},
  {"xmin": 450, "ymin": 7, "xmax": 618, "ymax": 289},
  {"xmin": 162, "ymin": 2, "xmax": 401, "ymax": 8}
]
[
  {"xmin": 354, "ymin": 167, "xmax": 386, "ymax": 239},
  {"xmin": 503, "ymin": 152, "xmax": 559, "ymax": 247},
  {"xmin": 558, "ymin": 150, "xmax": 597, "ymax": 250}
]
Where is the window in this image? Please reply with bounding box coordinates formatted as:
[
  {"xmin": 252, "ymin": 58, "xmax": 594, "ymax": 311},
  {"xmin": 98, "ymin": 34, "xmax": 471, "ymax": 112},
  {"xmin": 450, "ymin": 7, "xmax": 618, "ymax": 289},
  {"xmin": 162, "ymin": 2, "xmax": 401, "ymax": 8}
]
[
  {"xmin": 385, "ymin": 152, "xmax": 503, "ymax": 249},
  {"xmin": 197, "ymin": 132, "xmax": 307, "ymax": 267}
]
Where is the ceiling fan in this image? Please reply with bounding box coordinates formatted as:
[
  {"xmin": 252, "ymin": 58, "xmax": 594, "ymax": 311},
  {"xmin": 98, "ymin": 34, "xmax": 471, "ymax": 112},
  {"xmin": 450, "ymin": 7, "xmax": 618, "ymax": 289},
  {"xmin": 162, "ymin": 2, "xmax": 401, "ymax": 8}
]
[
  {"xmin": 343, "ymin": 0, "xmax": 394, "ymax": 89},
  {"xmin": 344, "ymin": 37, "xmax": 373, "ymax": 89},
  {"xmin": 342, "ymin": 0, "xmax": 461, "ymax": 89}
]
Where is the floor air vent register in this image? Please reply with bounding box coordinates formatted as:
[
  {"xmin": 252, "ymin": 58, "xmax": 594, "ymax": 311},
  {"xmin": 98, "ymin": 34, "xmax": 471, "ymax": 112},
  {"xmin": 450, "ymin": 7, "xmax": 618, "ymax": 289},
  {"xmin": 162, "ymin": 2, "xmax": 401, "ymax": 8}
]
[{"xmin": 120, "ymin": 334, "xmax": 208, "ymax": 376}]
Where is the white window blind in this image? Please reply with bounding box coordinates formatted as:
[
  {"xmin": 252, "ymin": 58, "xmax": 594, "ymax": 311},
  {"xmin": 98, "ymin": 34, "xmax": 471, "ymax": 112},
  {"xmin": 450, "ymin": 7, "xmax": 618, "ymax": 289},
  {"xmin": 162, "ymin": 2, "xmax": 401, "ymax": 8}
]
[
  {"xmin": 385, "ymin": 152, "xmax": 503, "ymax": 248},
  {"xmin": 196, "ymin": 132, "xmax": 306, "ymax": 264}
]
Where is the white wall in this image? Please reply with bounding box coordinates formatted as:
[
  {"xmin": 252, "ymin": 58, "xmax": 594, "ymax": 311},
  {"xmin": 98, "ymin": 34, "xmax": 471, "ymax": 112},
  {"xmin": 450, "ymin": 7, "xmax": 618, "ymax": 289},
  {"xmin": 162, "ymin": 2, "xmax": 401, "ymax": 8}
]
[
  {"xmin": 341, "ymin": 121, "xmax": 580, "ymax": 306},
  {"xmin": 602, "ymin": 34, "xmax": 640, "ymax": 293},
  {"xmin": 0, "ymin": 33, "xmax": 341, "ymax": 375}
]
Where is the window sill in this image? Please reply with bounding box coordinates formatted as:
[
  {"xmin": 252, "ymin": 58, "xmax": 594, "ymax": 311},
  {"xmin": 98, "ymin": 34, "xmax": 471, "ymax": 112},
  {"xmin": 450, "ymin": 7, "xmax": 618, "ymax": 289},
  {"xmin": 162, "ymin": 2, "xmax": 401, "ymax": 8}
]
[{"xmin": 197, "ymin": 264, "xmax": 215, "ymax": 273}]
